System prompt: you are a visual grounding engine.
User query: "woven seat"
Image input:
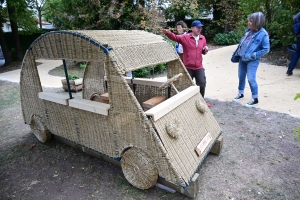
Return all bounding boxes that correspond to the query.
[142,96,167,111]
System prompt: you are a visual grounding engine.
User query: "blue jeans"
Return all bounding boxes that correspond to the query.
[238,60,260,98]
[288,37,300,71]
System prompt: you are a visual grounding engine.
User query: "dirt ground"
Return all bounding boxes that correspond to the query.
[0,78,300,200]
[1,44,299,199]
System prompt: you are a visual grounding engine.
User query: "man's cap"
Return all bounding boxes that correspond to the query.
[191,20,204,28]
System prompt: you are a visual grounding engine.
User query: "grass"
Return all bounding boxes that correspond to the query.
[113,174,147,198]
[48,61,86,78]
[0,85,20,111]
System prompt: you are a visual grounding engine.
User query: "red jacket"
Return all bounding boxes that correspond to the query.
[166,32,207,70]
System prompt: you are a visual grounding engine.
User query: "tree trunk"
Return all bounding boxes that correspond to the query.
[38,8,42,29]
[7,1,23,61]
[0,28,12,65]
[174,15,186,24]
[213,0,222,21]
[265,0,272,38]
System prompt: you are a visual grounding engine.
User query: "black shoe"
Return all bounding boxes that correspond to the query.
[232,94,244,102]
[286,70,293,76]
[245,98,258,107]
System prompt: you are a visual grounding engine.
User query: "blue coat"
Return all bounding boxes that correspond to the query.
[293,21,300,36]
[239,28,270,62]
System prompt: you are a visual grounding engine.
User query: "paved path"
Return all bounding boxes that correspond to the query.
[0,46,299,117]
[204,45,300,118]
[0,59,64,87]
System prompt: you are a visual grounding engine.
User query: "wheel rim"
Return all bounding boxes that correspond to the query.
[121,147,158,189]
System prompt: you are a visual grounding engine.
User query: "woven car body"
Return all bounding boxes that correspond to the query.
[20,30,222,191]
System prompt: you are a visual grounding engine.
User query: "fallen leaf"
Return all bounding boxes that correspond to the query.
[29,144,36,150]
[30,180,40,186]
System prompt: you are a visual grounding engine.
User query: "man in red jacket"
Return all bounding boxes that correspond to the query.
[161,20,209,103]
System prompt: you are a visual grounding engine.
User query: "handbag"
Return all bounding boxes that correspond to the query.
[231,46,240,63]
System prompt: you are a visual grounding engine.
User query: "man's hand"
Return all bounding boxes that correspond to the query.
[203,46,209,55]
[160,29,170,34]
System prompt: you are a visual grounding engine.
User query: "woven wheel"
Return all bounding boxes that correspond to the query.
[166,118,180,139]
[30,115,51,143]
[196,99,208,114]
[121,147,158,189]
[159,73,183,89]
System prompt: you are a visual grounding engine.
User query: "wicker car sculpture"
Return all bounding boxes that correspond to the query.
[20,30,222,198]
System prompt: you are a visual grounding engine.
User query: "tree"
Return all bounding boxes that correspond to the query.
[239,0,300,46]
[213,0,242,33]
[7,0,23,61]
[44,0,166,31]
[164,0,210,22]
[0,0,12,65]
[3,0,37,62]
[28,0,47,29]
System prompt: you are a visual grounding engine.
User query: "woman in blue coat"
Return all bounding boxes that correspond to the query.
[286,12,300,76]
[232,12,270,107]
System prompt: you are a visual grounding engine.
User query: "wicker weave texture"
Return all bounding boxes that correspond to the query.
[82,61,107,100]
[31,32,104,61]
[76,30,166,47]
[20,30,222,189]
[20,50,44,124]
[131,84,168,105]
[167,60,194,95]
[30,30,178,74]
[121,147,158,189]
[105,60,183,185]
[152,93,222,184]
[110,42,178,73]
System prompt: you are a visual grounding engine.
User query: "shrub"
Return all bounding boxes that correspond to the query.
[80,62,87,69]
[213,31,240,45]
[293,93,300,141]
[133,68,149,78]
[68,74,79,80]
[133,63,167,78]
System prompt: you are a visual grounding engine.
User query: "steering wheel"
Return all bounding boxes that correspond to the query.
[159,73,183,90]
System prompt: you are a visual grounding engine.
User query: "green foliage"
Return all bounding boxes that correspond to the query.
[68,74,79,80]
[44,0,166,31]
[164,0,210,21]
[80,62,87,69]
[212,0,243,33]
[133,63,167,78]
[133,68,149,78]
[239,0,300,46]
[293,93,300,141]
[294,93,300,100]
[292,126,300,141]
[4,30,51,61]
[0,85,20,111]
[213,31,240,45]
[202,22,222,40]
[5,0,38,33]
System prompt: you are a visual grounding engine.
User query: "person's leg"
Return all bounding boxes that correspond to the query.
[287,37,300,74]
[186,68,195,80]
[246,60,259,99]
[244,60,259,107]
[238,61,247,95]
[193,68,206,97]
